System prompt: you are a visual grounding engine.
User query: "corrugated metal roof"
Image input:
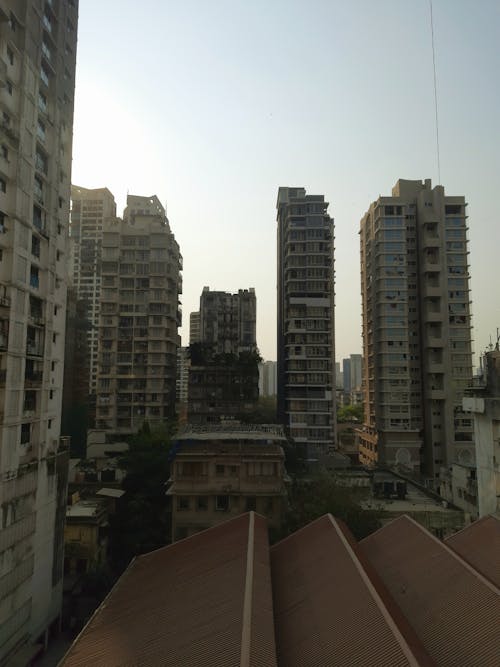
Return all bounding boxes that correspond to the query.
[60,512,277,667]
[270,514,434,667]
[445,515,500,588]
[361,515,500,667]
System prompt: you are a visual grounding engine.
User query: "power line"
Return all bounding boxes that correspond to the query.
[430,0,441,184]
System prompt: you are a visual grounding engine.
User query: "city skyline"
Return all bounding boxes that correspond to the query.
[70,1,500,362]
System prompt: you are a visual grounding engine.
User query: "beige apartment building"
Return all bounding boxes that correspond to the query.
[357,179,473,482]
[276,187,336,458]
[70,185,116,395]
[168,425,287,541]
[0,1,78,662]
[95,196,182,437]
[189,310,200,344]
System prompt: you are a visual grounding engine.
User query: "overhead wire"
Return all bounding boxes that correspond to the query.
[429,0,441,185]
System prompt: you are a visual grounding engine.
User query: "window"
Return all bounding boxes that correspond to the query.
[31,235,40,258]
[35,148,48,174]
[0,178,5,193]
[6,80,12,95]
[177,496,190,511]
[245,496,257,512]
[196,496,208,511]
[7,47,13,66]
[40,65,49,87]
[21,423,30,444]
[30,265,39,288]
[37,119,46,142]
[38,91,47,113]
[215,495,229,511]
[1,145,8,160]
[215,464,225,476]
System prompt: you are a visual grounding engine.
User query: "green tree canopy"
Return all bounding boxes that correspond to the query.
[337,404,364,423]
[109,422,174,572]
[278,472,381,542]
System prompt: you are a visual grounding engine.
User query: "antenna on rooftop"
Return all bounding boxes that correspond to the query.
[429,0,441,185]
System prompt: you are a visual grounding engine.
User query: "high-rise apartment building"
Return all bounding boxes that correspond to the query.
[342,358,351,393]
[188,287,258,423]
[0,1,78,661]
[189,311,200,344]
[200,286,256,355]
[259,360,277,397]
[95,196,182,436]
[357,179,473,480]
[70,185,116,394]
[350,354,363,391]
[276,187,336,457]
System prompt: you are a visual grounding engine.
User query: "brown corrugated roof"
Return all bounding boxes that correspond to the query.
[270,514,434,667]
[445,515,500,588]
[60,512,277,667]
[361,514,500,667]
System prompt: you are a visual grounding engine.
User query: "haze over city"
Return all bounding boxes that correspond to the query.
[71,0,500,362]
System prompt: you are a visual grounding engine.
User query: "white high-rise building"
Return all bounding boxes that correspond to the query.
[0,1,78,661]
[259,360,277,397]
[357,179,473,481]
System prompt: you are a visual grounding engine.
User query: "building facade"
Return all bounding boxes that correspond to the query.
[189,311,200,344]
[168,425,287,541]
[95,197,182,437]
[357,179,473,481]
[441,349,500,519]
[276,187,336,457]
[70,185,116,395]
[0,1,78,661]
[259,360,277,397]
[199,286,256,355]
[188,287,259,423]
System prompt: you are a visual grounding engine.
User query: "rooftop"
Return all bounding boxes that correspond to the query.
[445,515,500,588]
[176,423,286,440]
[60,513,499,666]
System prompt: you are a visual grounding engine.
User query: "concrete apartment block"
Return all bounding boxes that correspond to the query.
[95,198,182,437]
[0,1,78,661]
[357,179,473,481]
[276,187,336,457]
[70,185,116,395]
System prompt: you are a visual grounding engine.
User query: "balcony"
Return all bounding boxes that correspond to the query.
[26,342,43,357]
[24,371,43,387]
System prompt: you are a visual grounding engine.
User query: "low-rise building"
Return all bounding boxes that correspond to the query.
[64,496,109,577]
[167,425,287,540]
[440,349,500,519]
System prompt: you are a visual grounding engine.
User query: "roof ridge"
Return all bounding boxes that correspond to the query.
[444,514,499,541]
[329,516,436,667]
[240,511,255,667]
[366,514,500,595]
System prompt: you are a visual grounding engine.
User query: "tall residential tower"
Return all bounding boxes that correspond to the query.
[0,1,78,661]
[95,196,182,437]
[70,185,116,395]
[357,179,473,481]
[277,187,336,457]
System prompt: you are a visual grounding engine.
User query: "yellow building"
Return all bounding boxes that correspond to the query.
[168,425,288,541]
[64,489,123,575]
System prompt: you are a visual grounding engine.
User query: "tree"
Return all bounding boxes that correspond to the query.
[278,472,381,542]
[337,404,364,423]
[108,422,174,572]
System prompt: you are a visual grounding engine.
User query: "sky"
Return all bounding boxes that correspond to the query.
[71,0,500,363]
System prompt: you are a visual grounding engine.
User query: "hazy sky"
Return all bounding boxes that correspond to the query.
[71,0,500,363]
